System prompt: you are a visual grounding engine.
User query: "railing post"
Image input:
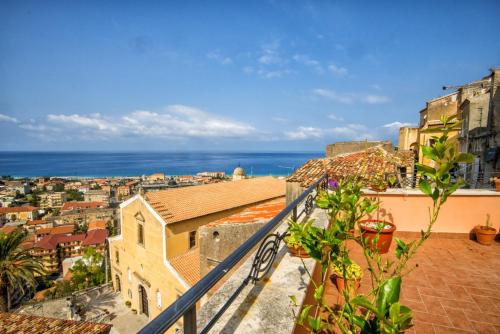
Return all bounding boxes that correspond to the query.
[292,206,297,221]
[183,306,197,334]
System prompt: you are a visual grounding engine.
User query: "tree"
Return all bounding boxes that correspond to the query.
[65,189,84,201]
[0,230,44,311]
[69,247,105,290]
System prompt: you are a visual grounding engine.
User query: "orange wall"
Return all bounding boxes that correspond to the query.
[363,191,500,234]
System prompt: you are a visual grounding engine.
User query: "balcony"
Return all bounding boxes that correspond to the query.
[138,176,500,334]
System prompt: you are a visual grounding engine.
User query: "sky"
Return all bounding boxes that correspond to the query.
[1,0,499,152]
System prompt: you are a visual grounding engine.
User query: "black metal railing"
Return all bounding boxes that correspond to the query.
[138,175,327,334]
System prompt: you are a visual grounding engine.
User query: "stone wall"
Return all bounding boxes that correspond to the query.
[326,140,393,157]
[199,221,266,277]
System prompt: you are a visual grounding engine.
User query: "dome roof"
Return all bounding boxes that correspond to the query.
[233,166,245,176]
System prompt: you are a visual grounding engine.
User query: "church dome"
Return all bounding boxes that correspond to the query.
[233,166,245,177]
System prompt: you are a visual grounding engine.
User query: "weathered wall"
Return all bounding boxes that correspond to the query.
[198,221,266,277]
[362,190,500,234]
[286,181,304,206]
[398,127,419,151]
[326,141,393,158]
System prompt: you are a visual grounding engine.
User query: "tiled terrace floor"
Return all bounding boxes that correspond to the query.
[340,236,500,334]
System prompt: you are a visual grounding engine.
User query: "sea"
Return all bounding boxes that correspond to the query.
[0,152,323,178]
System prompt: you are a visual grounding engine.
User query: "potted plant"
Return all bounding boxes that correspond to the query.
[125,300,131,308]
[495,177,500,192]
[284,220,313,258]
[131,309,137,314]
[327,260,363,305]
[359,220,396,254]
[370,172,388,192]
[475,214,497,245]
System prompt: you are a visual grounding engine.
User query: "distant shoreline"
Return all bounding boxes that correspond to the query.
[0,151,321,178]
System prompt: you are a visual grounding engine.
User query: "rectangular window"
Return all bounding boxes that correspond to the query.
[189,230,196,249]
[138,222,144,246]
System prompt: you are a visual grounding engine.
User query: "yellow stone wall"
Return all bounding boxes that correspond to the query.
[109,197,186,332]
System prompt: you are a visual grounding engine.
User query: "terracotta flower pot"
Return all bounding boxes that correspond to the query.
[287,244,310,258]
[475,225,497,245]
[370,185,387,192]
[324,272,361,305]
[360,220,396,254]
[495,179,500,192]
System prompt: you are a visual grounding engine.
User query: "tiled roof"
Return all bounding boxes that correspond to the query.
[207,198,285,227]
[51,225,75,235]
[57,234,86,244]
[33,235,59,250]
[145,177,285,224]
[36,225,75,236]
[0,226,18,234]
[88,220,107,231]
[0,206,38,214]
[287,147,415,187]
[82,229,108,246]
[169,248,201,286]
[61,201,105,211]
[26,219,48,226]
[0,312,112,334]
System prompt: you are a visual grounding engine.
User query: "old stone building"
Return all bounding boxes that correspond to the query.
[398,127,419,151]
[108,177,284,330]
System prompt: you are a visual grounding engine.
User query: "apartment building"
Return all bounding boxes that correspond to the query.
[84,190,110,205]
[108,176,285,327]
[39,192,66,208]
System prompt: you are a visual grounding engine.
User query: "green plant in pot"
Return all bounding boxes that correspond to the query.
[370,172,388,192]
[316,177,378,235]
[284,219,314,258]
[475,214,497,246]
[290,116,473,334]
[328,259,363,306]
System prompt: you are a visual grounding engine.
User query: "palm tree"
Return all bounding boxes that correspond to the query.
[0,229,45,311]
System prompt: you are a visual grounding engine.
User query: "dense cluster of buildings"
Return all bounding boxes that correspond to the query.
[399,68,500,186]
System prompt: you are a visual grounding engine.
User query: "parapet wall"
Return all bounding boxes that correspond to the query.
[363,189,500,234]
[326,140,393,158]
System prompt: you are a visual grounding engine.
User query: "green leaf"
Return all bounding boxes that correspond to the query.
[415,164,436,175]
[308,316,322,331]
[377,277,402,315]
[314,284,324,302]
[456,153,474,163]
[389,302,401,324]
[298,305,312,324]
[289,295,297,306]
[352,295,381,317]
[418,179,432,196]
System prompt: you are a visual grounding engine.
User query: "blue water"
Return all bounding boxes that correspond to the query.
[0,152,323,178]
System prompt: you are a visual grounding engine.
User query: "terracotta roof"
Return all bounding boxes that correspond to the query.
[207,198,285,227]
[88,220,107,231]
[37,225,75,236]
[82,229,108,246]
[61,201,105,211]
[0,206,38,214]
[0,226,18,234]
[145,176,285,224]
[287,147,415,187]
[169,248,200,286]
[26,220,49,226]
[33,235,59,250]
[51,225,75,235]
[0,312,112,334]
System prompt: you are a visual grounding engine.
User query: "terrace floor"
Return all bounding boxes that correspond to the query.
[326,235,500,334]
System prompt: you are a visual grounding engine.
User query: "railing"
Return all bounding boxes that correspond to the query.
[138,175,328,334]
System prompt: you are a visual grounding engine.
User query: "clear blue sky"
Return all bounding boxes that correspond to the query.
[1,0,499,152]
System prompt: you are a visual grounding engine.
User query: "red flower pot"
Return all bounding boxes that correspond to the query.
[475,226,497,245]
[360,220,396,254]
